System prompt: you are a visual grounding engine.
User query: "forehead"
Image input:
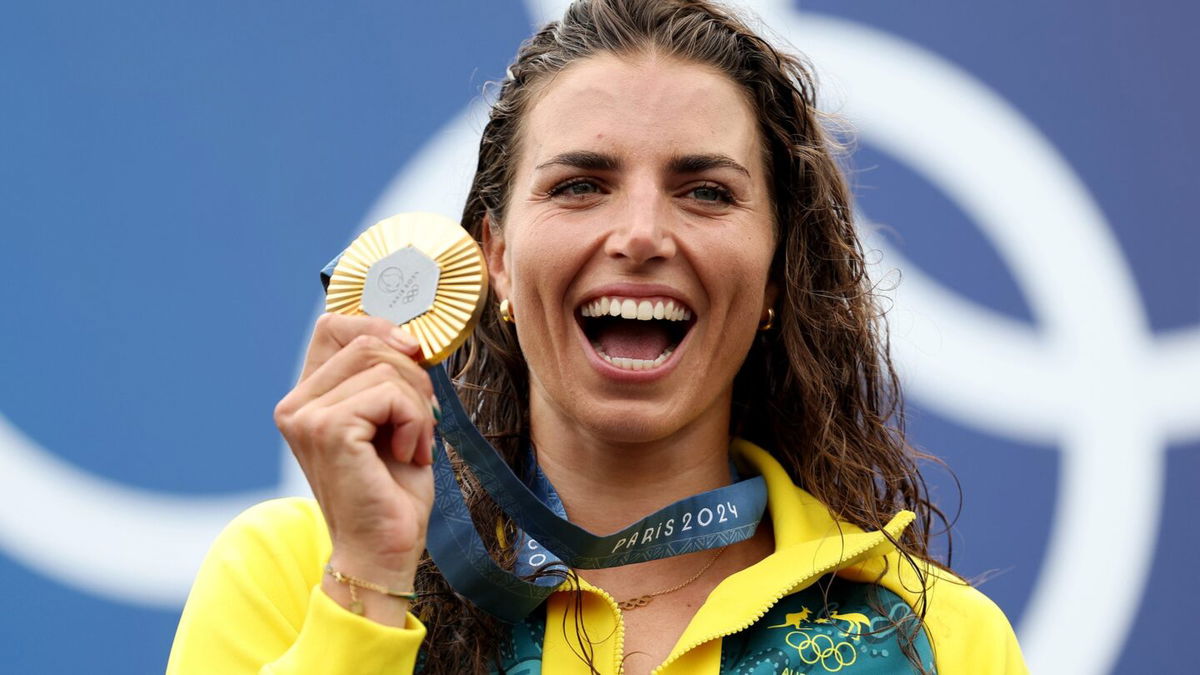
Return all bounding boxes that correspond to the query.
[521,52,761,168]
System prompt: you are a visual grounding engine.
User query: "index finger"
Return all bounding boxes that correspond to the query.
[299,313,421,382]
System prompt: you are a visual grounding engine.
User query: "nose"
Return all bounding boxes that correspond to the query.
[604,184,677,265]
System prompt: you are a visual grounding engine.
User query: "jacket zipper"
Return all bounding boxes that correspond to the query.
[564,578,628,674]
[648,533,889,674]
[589,586,626,674]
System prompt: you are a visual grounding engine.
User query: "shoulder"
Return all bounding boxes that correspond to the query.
[923,568,1016,630]
[899,565,1028,673]
[216,497,328,552]
[837,548,1026,673]
[168,498,335,672]
[221,496,328,544]
[923,568,1011,626]
[202,497,332,592]
[839,556,1026,672]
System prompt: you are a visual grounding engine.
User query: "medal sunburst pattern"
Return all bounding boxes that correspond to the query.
[325,212,488,365]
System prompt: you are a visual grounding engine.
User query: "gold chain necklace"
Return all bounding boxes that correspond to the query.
[614,545,729,611]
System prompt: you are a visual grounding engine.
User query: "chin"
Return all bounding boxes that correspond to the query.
[566,390,718,446]
[586,413,675,445]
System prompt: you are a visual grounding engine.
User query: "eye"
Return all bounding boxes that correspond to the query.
[549,178,602,199]
[687,183,734,204]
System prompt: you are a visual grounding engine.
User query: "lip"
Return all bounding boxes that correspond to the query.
[575,283,695,313]
[573,283,696,382]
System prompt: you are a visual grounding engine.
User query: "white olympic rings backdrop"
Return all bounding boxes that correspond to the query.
[0,1,1195,673]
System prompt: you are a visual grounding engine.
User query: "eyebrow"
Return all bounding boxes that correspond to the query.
[535,151,620,172]
[668,153,751,178]
[534,151,751,178]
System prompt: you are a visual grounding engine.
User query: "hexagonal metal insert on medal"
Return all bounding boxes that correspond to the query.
[361,246,440,325]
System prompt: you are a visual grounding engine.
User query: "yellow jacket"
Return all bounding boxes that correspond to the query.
[167,440,1026,673]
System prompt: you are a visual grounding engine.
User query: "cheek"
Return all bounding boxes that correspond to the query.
[721,237,775,304]
[507,230,581,307]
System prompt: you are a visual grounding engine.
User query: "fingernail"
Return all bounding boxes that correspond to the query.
[430,396,442,424]
[390,326,419,350]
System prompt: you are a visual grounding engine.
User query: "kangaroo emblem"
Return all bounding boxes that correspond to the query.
[815,611,872,641]
[768,607,813,629]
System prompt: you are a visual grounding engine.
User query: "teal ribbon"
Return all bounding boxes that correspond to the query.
[426,365,767,621]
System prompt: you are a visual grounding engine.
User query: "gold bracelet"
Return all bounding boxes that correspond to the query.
[324,562,418,615]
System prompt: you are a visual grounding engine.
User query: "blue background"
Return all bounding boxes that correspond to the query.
[1,1,1195,672]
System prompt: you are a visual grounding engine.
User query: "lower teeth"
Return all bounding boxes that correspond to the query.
[592,344,673,370]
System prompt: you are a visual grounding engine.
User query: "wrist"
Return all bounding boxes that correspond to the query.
[323,551,420,627]
[328,540,421,579]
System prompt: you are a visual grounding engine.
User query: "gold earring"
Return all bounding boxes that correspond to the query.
[758,307,775,331]
[499,298,515,324]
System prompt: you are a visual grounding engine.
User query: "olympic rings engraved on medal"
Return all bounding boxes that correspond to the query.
[785,629,858,672]
[376,267,422,307]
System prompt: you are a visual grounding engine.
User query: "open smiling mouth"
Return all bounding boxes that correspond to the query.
[577,296,695,371]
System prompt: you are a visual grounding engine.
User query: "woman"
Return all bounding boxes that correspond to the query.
[168,1,1025,673]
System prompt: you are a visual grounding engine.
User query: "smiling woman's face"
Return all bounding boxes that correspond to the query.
[486,51,777,446]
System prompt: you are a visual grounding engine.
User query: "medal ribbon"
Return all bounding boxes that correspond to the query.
[427,365,768,621]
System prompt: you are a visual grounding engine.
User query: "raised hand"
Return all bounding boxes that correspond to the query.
[273,313,437,624]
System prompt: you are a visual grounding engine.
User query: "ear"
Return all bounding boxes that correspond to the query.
[763,278,779,316]
[481,212,511,302]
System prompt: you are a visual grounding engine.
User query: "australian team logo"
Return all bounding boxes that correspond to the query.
[717,579,935,673]
[770,606,863,672]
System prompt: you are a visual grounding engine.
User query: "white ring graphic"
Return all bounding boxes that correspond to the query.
[0,414,272,606]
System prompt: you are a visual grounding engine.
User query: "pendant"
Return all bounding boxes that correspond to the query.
[618,595,653,611]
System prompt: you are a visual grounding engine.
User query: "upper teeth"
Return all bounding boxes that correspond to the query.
[579,297,693,321]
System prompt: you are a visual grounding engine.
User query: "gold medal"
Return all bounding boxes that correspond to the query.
[325,212,488,365]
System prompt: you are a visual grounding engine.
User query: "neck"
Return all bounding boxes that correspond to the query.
[528,393,734,534]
